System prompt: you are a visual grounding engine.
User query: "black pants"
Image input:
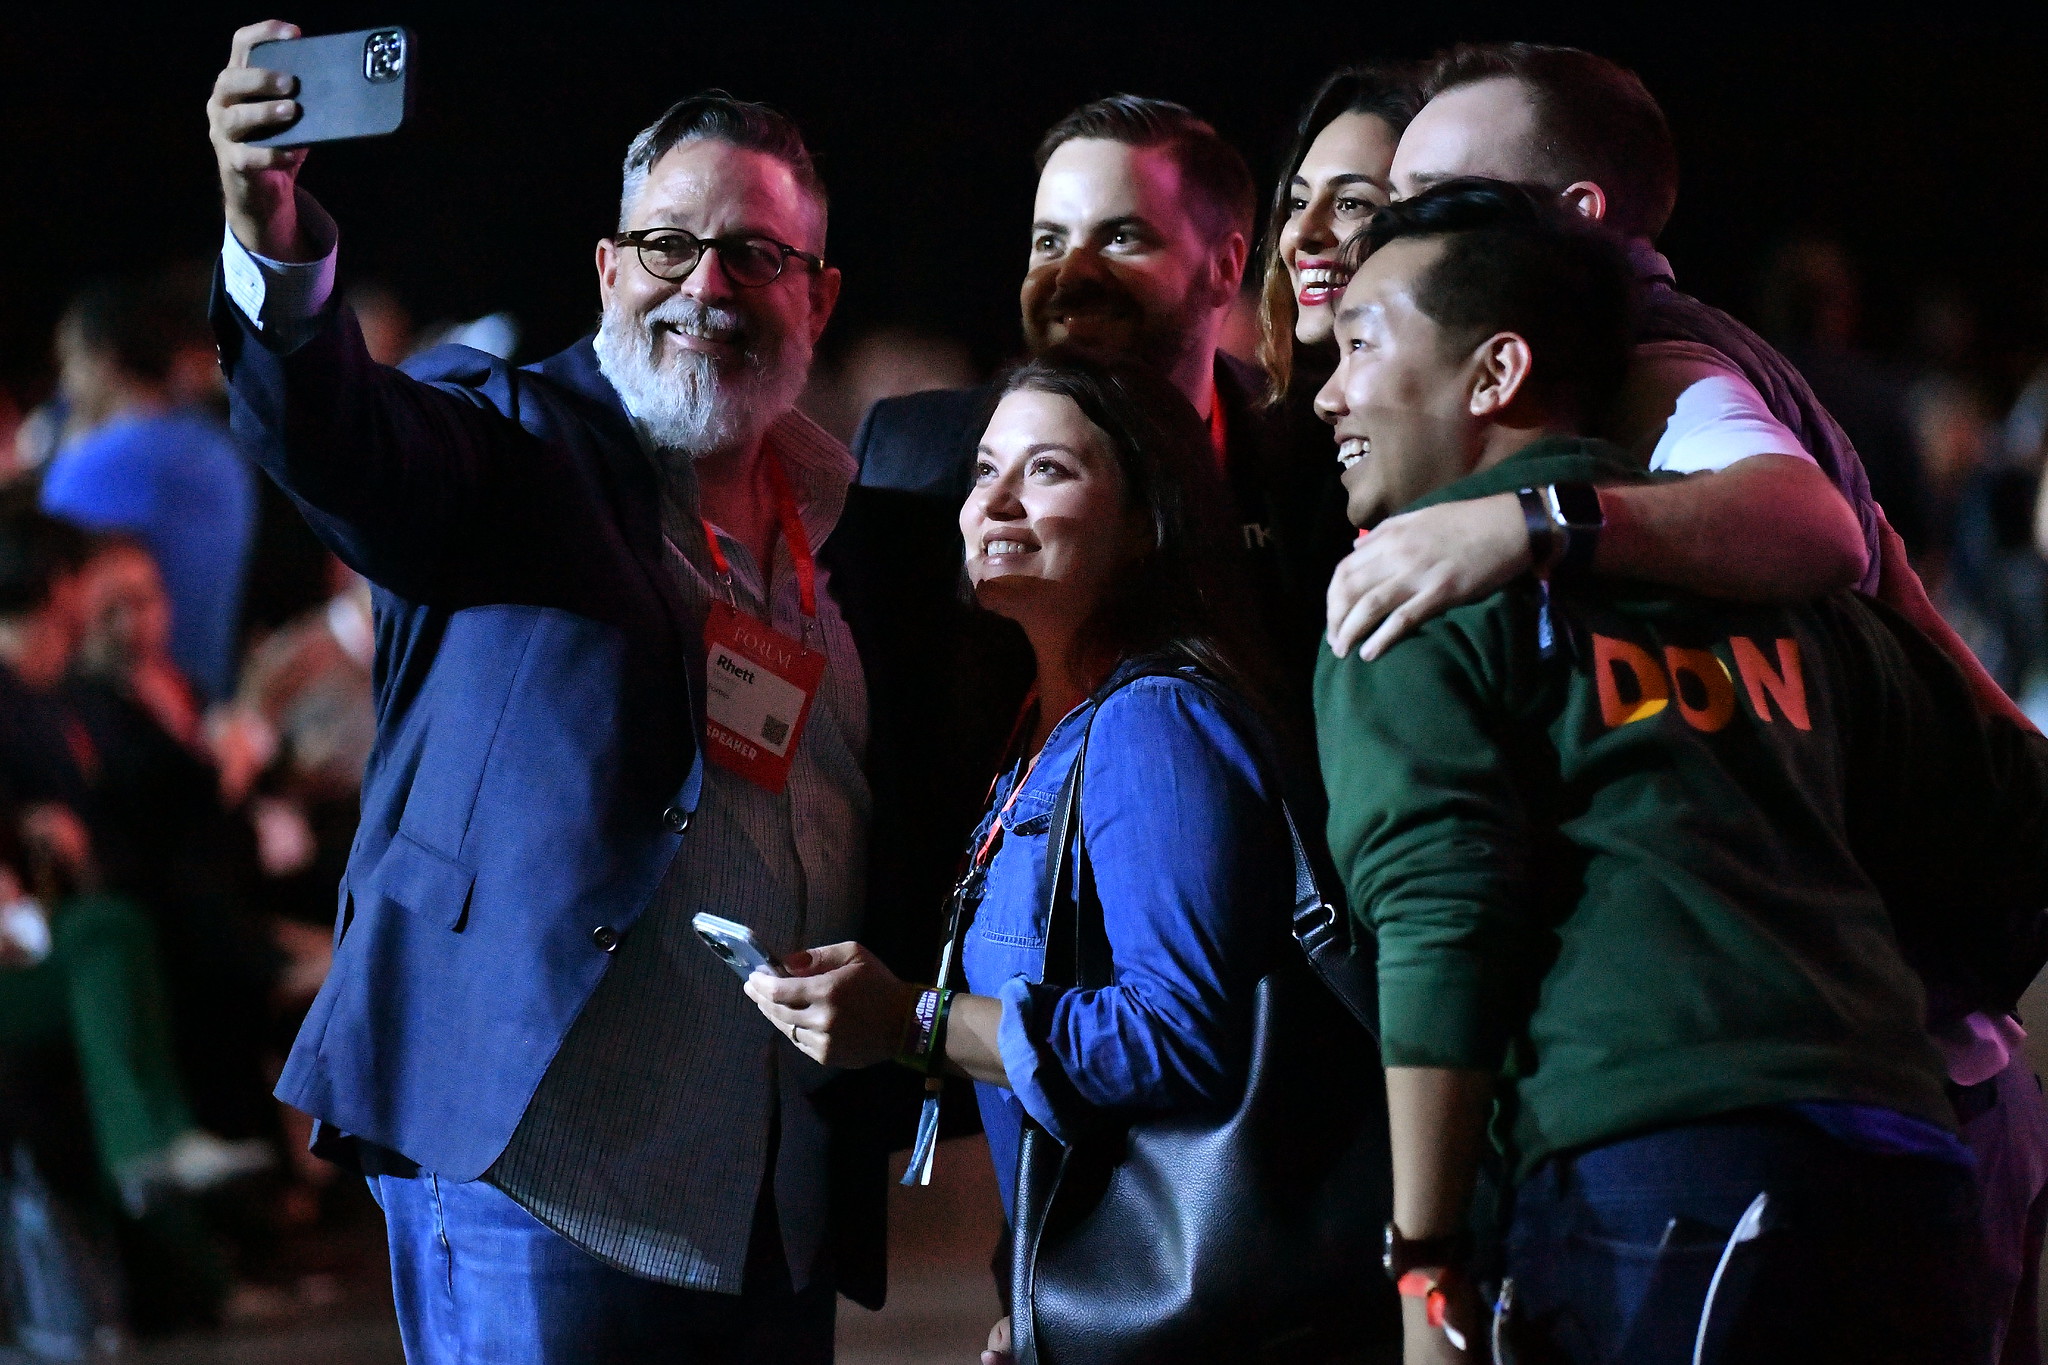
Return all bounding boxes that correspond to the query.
[1500,1112,1992,1365]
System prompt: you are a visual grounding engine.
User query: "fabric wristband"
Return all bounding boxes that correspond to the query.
[927,985,956,1071]
[894,987,952,1074]
[1395,1269,1470,1351]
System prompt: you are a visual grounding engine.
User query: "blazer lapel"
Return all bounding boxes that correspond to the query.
[528,339,698,658]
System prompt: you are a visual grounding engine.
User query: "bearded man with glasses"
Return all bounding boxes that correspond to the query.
[206,20,1005,1363]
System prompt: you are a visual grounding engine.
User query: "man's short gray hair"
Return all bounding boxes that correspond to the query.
[618,92,828,235]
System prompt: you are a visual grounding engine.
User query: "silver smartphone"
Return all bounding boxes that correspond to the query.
[691,913,785,981]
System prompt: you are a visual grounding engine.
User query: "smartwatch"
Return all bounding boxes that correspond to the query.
[1545,481,1605,578]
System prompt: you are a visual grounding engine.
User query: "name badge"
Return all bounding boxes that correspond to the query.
[703,600,825,794]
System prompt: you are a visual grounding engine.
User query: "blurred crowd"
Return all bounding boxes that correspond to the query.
[1,228,2045,1353]
[0,264,469,1352]
[1751,239,2048,712]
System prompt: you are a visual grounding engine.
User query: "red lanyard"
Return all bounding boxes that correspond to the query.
[1208,393,1229,469]
[970,690,1044,871]
[700,450,818,621]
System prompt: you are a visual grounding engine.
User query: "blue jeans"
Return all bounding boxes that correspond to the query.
[1500,1113,1992,1365]
[368,1174,836,1365]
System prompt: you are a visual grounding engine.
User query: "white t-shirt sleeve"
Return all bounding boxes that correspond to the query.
[1615,339,1816,475]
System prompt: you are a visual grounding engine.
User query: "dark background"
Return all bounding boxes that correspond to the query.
[6,2,2048,396]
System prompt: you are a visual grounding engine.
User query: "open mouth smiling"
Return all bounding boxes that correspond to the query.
[1296,260,1351,308]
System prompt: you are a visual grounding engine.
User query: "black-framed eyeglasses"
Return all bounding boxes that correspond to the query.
[613,228,824,288]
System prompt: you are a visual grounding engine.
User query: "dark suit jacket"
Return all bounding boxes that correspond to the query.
[216,287,1012,1307]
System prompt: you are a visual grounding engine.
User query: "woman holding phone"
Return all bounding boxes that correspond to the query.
[746,349,1304,1363]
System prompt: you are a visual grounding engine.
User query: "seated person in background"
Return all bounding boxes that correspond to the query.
[38,272,257,703]
[0,508,277,1151]
[1314,181,2048,1363]
[0,797,269,1218]
[0,504,98,826]
[74,532,205,747]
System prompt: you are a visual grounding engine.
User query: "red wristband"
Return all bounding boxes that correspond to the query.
[1395,1269,1452,1329]
[1396,1268,1471,1351]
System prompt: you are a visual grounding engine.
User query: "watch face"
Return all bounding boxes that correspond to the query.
[1554,480,1604,530]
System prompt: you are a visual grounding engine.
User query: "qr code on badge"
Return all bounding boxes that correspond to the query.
[760,715,790,746]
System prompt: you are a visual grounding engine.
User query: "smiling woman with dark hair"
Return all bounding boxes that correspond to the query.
[1257,63,1422,407]
[748,348,1368,1362]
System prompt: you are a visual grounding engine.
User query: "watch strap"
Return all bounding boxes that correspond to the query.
[1383,1221,1472,1279]
[1516,487,1564,576]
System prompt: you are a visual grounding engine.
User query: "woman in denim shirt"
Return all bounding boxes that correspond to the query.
[749,349,1295,1356]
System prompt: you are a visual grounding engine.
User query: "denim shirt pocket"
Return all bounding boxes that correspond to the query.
[972,787,1057,952]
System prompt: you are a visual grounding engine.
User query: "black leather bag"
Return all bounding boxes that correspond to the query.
[1007,678,1397,1365]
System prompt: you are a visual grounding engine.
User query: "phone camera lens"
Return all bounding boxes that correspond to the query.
[364,30,406,83]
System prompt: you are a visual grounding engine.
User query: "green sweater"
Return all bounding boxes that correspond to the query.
[1316,436,2048,1175]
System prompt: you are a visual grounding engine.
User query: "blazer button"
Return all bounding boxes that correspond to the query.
[591,925,619,953]
[661,805,692,834]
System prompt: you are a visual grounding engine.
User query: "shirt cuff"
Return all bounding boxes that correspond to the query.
[220,191,340,348]
[995,975,1093,1146]
[1377,967,1509,1071]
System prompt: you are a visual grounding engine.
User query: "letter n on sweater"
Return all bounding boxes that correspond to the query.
[1731,637,1812,730]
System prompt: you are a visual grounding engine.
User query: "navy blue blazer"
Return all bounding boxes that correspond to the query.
[214,290,1020,1253]
[216,292,710,1184]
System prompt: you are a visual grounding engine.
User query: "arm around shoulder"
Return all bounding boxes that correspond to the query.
[1596,455,1867,601]
[1602,345,1868,600]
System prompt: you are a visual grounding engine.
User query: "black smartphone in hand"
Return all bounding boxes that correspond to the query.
[249,26,416,147]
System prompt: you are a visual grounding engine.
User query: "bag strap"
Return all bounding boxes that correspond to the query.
[1037,668,1353,1015]
[1284,800,1380,1037]
[1039,716,1103,991]
[1181,678,1380,1038]
[1014,667,1371,1364]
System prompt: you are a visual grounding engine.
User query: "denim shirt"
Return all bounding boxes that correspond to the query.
[961,671,1290,1220]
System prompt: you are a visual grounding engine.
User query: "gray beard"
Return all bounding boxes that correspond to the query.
[593,294,809,469]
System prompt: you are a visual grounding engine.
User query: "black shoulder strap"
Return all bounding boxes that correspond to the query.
[1165,671,1378,1035]
[1037,669,1375,1038]
[1039,717,1102,990]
